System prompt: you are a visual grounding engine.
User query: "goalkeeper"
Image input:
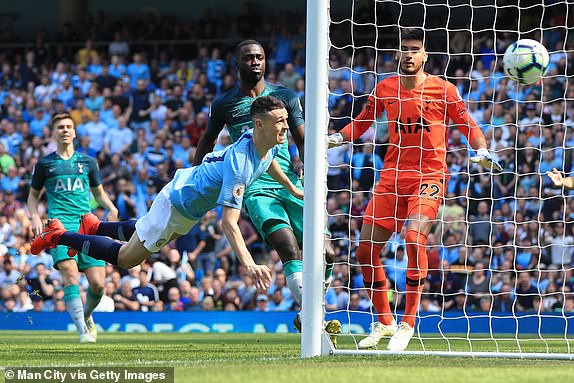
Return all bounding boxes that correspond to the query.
[328,28,501,351]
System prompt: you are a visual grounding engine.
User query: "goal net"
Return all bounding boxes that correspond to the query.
[303,0,574,359]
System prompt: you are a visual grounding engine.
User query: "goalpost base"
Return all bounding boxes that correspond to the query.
[321,332,336,356]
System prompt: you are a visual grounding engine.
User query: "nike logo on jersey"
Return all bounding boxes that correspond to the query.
[49,167,56,172]
[388,100,397,105]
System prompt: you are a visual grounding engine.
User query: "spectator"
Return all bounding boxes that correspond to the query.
[384,246,408,292]
[133,269,160,312]
[165,286,185,312]
[95,66,118,91]
[113,281,140,311]
[0,142,15,173]
[267,289,291,311]
[109,32,130,58]
[515,272,538,311]
[103,116,133,155]
[143,137,167,177]
[255,294,269,312]
[126,53,151,89]
[0,166,21,194]
[278,63,302,91]
[350,142,383,191]
[180,281,201,311]
[0,259,20,286]
[129,79,152,132]
[80,110,107,153]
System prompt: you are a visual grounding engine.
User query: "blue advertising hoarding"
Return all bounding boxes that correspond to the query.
[1,311,572,334]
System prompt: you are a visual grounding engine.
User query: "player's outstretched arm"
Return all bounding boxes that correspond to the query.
[267,159,303,200]
[91,185,119,221]
[547,168,574,189]
[463,128,502,172]
[27,187,44,236]
[469,148,503,173]
[327,132,346,149]
[221,206,272,290]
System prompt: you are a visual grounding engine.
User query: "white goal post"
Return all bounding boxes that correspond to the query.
[302,0,574,359]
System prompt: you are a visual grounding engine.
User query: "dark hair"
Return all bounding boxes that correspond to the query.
[250,96,285,118]
[401,28,425,45]
[235,39,264,60]
[50,112,75,129]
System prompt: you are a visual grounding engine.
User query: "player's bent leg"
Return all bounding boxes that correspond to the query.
[324,236,336,291]
[403,228,429,328]
[387,213,433,352]
[357,223,394,324]
[59,232,123,265]
[117,232,153,269]
[356,222,397,349]
[82,266,106,340]
[402,211,434,326]
[267,227,303,307]
[96,218,137,242]
[58,259,92,341]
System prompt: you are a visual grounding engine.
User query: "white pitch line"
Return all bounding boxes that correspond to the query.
[0,355,299,368]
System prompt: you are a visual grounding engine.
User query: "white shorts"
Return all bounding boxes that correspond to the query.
[135,181,197,253]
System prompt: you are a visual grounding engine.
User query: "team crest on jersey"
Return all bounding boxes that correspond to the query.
[232,184,245,198]
[78,163,84,173]
[155,238,167,248]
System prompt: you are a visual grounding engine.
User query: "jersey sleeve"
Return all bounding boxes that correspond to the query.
[340,85,383,141]
[30,160,46,191]
[217,148,250,210]
[279,88,305,128]
[206,96,227,137]
[87,157,102,187]
[446,83,484,144]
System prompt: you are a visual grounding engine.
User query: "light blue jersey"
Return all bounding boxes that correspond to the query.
[169,130,280,220]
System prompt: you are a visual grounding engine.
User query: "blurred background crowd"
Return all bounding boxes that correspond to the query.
[0,2,573,316]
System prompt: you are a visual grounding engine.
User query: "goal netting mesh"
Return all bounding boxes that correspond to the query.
[323,0,574,357]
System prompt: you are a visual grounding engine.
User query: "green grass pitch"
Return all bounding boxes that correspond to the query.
[0,331,573,383]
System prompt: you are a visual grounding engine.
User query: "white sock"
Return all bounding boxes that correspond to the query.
[286,271,303,306]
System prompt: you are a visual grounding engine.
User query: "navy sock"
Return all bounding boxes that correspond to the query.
[59,232,121,265]
[96,220,137,242]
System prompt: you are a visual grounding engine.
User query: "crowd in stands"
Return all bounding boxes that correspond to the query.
[0,5,573,316]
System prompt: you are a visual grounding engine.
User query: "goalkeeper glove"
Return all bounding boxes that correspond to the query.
[327,133,344,148]
[470,148,503,173]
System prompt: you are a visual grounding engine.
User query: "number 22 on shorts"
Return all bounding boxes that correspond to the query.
[419,182,441,200]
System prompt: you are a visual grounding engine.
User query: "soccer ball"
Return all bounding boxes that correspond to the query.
[503,39,549,85]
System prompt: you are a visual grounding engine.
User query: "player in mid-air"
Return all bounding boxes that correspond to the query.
[28,112,118,343]
[194,40,341,340]
[328,28,502,351]
[32,96,302,291]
